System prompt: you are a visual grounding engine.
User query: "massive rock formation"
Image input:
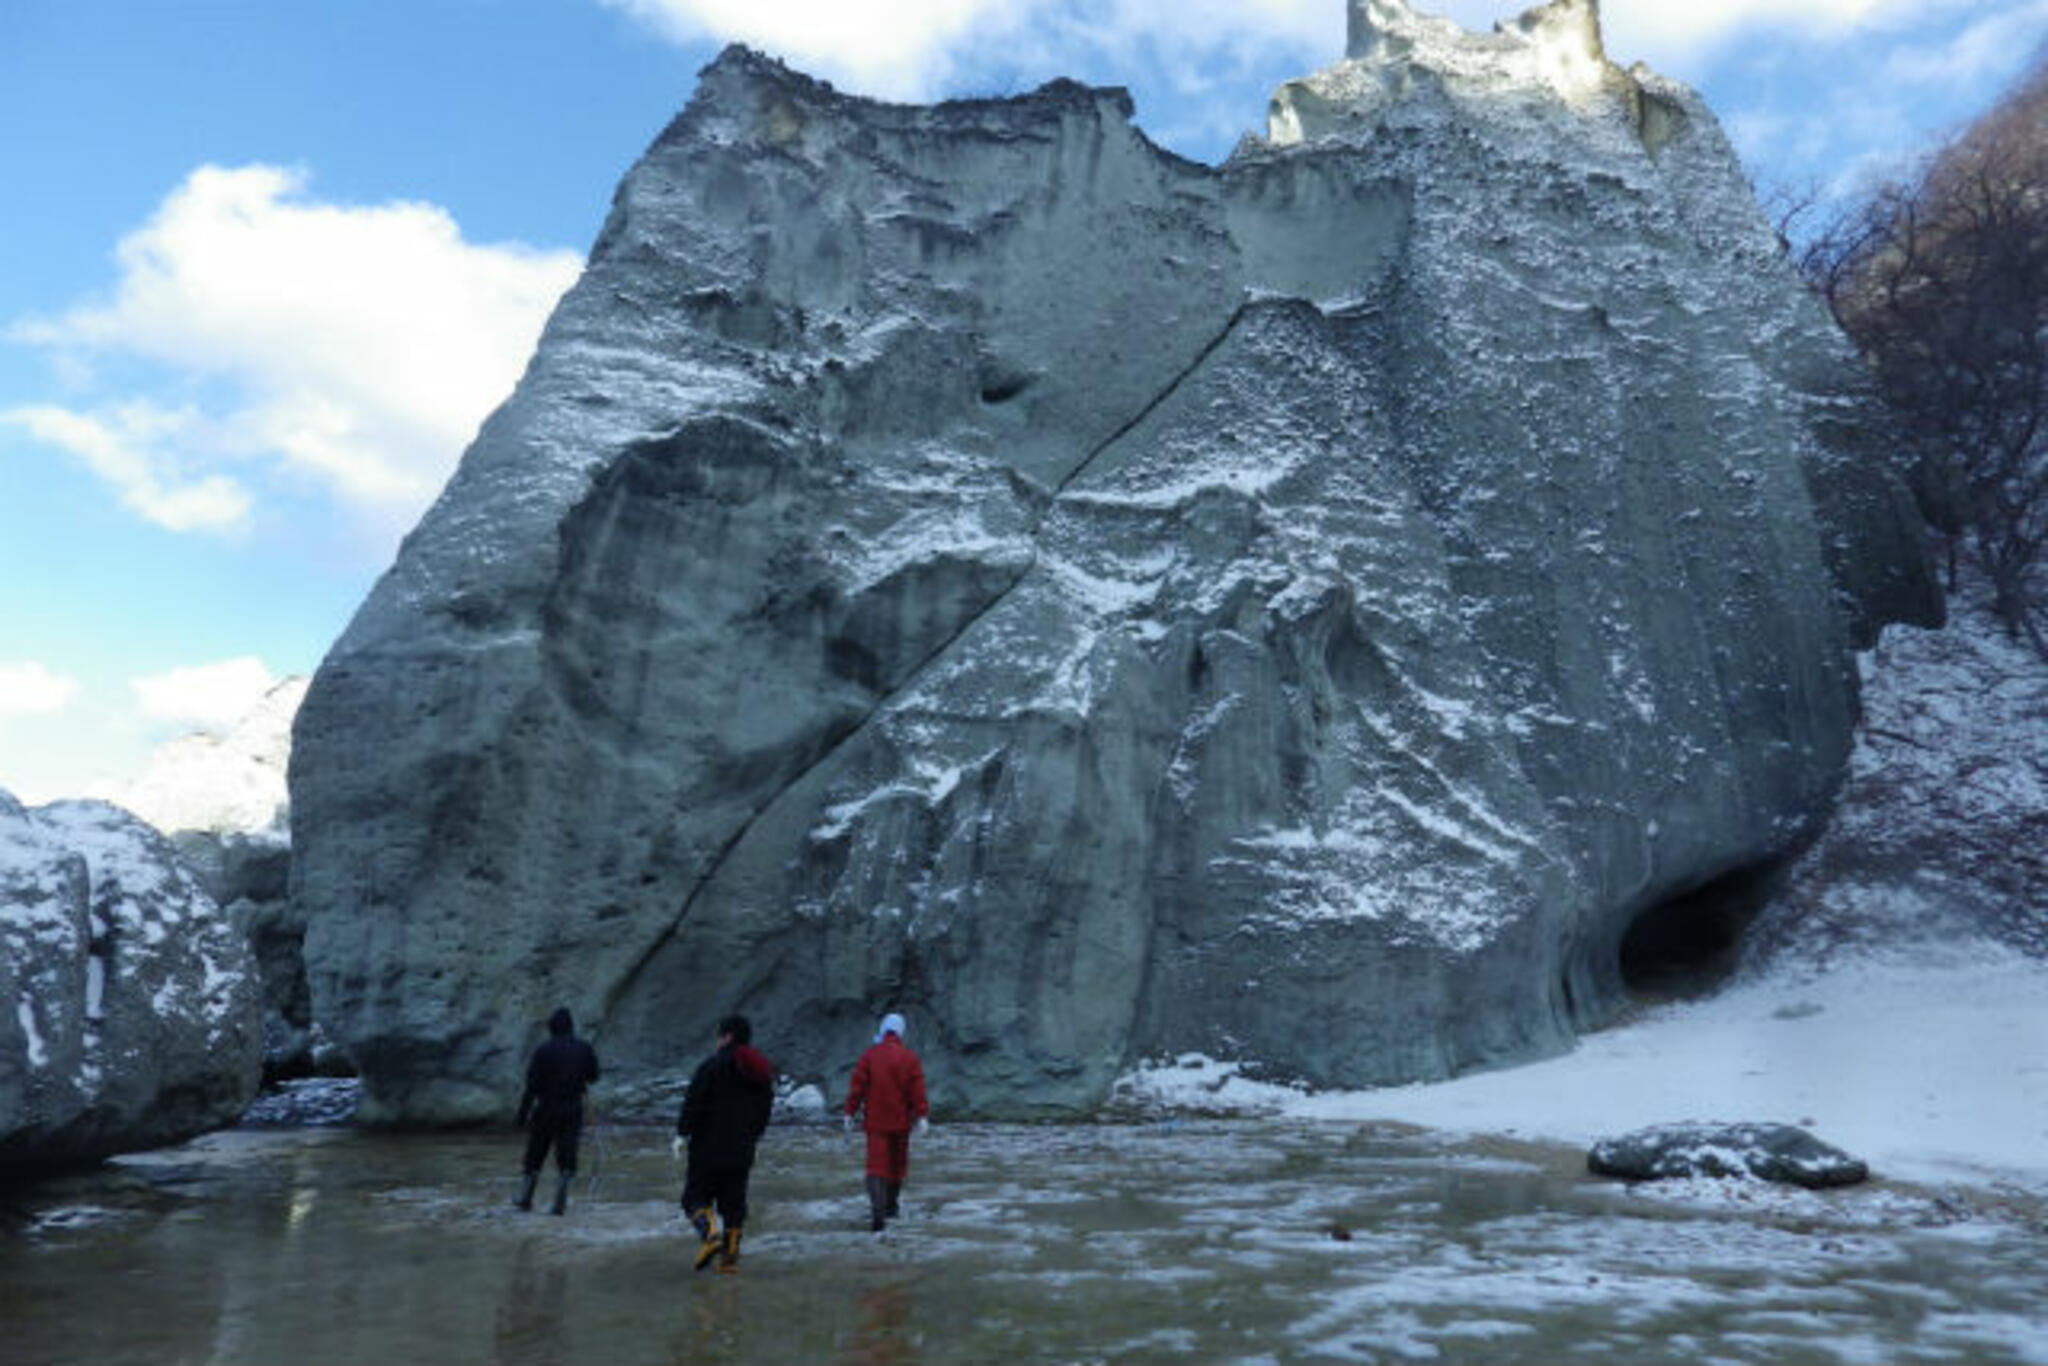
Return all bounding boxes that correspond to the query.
[292,0,1939,1123]
[0,793,263,1171]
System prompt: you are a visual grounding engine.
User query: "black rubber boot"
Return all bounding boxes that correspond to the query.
[865,1176,889,1233]
[514,1171,538,1211]
[551,1172,573,1216]
[885,1181,902,1221]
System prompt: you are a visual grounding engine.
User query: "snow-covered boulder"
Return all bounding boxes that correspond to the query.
[1588,1122,1869,1188]
[0,792,263,1172]
[174,830,331,1078]
[100,676,324,1079]
[291,0,1938,1123]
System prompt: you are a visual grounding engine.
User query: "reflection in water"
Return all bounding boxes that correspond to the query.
[495,1242,570,1366]
[846,1283,921,1366]
[4,1123,2047,1365]
[676,1272,742,1360]
[287,1186,317,1232]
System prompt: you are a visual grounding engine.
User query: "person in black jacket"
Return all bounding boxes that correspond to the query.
[514,1006,601,1215]
[677,1013,775,1273]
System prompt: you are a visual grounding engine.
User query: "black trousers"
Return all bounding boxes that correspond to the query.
[681,1156,754,1230]
[523,1116,582,1175]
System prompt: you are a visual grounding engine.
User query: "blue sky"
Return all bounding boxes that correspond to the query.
[3,0,2043,804]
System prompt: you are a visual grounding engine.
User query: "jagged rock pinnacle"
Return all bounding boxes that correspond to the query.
[1351,0,1604,63]
[1277,0,1623,148]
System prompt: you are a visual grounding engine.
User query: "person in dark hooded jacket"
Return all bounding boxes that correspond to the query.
[514,1006,601,1215]
[677,1013,775,1273]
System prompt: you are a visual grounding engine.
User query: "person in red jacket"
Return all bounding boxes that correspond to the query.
[843,1012,928,1232]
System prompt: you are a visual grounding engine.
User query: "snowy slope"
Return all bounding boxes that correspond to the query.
[1285,947,2048,1191]
[94,677,308,840]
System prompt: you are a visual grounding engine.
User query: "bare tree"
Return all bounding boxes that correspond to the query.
[1799,57,2048,657]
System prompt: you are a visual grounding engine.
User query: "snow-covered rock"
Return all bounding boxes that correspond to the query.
[1588,1122,1869,1189]
[97,675,321,1079]
[291,0,1937,1123]
[174,831,329,1078]
[0,792,263,1173]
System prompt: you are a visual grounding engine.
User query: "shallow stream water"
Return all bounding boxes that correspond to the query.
[5,1118,2046,1364]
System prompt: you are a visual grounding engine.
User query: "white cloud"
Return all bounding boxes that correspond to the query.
[0,662,79,718]
[602,0,2048,108]
[1042,0,1333,64]
[601,0,1005,96]
[1655,0,2048,202]
[1600,0,1908,59]
[1882,0,2048,90]
[10,164,582,547]
[130,656,278,732]
[973,0,1340,150]
[597,0,1942,96]
[2,403,252,532]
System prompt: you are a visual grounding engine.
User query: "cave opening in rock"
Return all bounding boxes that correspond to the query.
[1620,859,1791,1002]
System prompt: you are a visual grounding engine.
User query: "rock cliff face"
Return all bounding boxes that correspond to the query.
[174,831,325,1079]
[0,793,263,1171]
[292,0,1939,1123]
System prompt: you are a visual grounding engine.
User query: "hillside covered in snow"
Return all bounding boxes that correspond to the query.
[93,676,307,841]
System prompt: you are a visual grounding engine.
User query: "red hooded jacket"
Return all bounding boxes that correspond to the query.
[845,1034,928,1134]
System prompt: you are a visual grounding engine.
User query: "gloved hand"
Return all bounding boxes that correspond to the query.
[843,1113,857,1135]
[670,1135,685,1160]
[914,1117,930,1138]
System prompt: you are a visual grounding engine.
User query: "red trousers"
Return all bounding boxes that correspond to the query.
[865,1130,911,1182]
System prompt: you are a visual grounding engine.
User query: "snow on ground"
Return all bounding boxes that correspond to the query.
[1118,943,2048,1195]
[1293,945,2048,1191]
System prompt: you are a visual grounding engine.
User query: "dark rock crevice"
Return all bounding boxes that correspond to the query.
[596,305,1258,1033]
[1619,855,1796,1002]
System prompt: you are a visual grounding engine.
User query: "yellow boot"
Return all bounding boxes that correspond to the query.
[717,1227,742,1274]
[690,1207,722,1273]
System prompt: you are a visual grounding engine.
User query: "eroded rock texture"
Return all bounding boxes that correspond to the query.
[293,0,1938,1122]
